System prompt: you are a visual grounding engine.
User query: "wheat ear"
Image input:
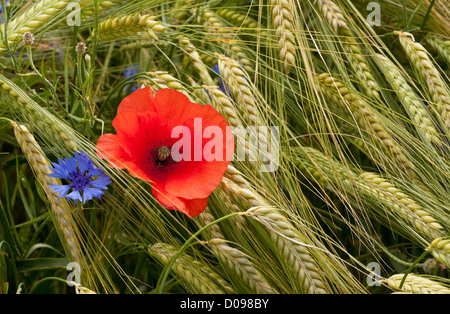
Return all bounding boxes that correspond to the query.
[318,73,414,176]
[383,274,450,294]
[269,0,297,73]
[396,31,450,130]
[148,242,235,294]
[427,238,450,269]
[314,0,349,32]
[12,122,81,266]
[94,14,166,41]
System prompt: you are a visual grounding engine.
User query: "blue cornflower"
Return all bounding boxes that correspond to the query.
[212,64,233,98]
[123,64,139,93]
[48,152,111,204]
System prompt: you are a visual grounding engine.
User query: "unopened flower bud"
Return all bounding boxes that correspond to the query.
[23,32,35,46]
[76,42,87,56]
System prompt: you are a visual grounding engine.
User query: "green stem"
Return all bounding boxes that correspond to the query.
[28,276,70,294]
[420,0,436,31]
[155,211,246,294]
[398,250,429,289]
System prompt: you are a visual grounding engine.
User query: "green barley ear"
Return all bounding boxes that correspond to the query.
[358,172,444,241]
[216,53,262,127]
[219,172,329,294]
[178,36,215,87]
[425,34,450,66]
[294,146,444,244]
[11,122,83,271]
[194,211,277,294]
[269,0,297,73]
[247,207,328,294]
[93,14,166,41]
[148,242,235,294]
[314,0,381,100]
[0,0,72,52]
[375,54,442,146]
[0,75,77,152]
[427,238,450,269]
[396,31,450,130]
[317,73,414,176]
[383,274,450,294]
[215,8,266,37]
[202,9,254,75]
[82,0,128,17]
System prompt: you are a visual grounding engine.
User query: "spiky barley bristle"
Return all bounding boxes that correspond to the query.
[12,122,81,266]
[215,8,266,36]
[94,14,166,41]
[295,147,443,242]
[0,0,72,52]
[427,238,450,269]
[269,0,297,73]
[0,75,77,151]
[396,31,450,130]
[383,274,450,294]
[148,242,234,294]
[247,207,328,294]
[376,54,442,146]
[202,9,254,75]
[317,73,414,176]
[425,34,450,66]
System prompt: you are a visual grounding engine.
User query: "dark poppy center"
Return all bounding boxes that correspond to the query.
[157,146,171,161]
[149,142,177,172]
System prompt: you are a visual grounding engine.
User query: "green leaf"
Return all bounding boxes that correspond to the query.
[16,258,69,273]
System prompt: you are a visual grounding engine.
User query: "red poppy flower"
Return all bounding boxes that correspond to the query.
[96,87,234,217]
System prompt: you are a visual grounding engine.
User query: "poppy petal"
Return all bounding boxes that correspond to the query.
[96,133,132,169]
[117,87,155,115]
[152,187,208,217]
[154,88,205,129]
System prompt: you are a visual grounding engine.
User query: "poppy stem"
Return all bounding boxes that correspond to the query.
[154,211,247,294]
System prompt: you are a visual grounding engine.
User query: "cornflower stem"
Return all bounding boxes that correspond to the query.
[155,211,247,294]
[25,45,63,112]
